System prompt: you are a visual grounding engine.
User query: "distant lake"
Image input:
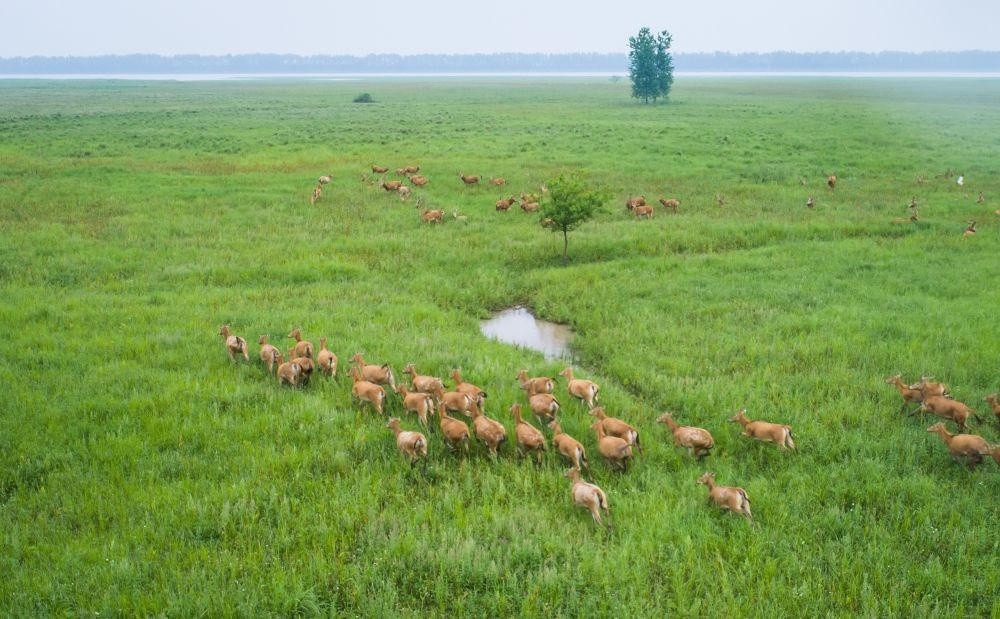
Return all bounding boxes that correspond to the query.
[2,71,1000,81]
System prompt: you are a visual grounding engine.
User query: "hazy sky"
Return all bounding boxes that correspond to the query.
[1,0,997,56]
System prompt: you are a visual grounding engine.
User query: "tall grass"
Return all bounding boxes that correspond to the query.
[0,77,998,615]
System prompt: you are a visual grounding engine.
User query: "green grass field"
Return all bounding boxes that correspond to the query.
[1,76,999,616]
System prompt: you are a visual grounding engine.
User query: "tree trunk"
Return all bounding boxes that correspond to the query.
[562,228,569,263]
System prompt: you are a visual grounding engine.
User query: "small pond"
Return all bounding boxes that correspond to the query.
[480,306,573,360]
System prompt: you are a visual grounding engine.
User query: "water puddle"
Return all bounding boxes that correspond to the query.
[480,306,573,360]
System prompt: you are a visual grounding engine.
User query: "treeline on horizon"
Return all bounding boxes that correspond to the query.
[1,51,998,73]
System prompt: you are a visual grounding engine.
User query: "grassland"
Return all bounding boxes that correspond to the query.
[1,76,999,616]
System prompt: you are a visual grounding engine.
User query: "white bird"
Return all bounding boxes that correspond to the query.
[957,175,964,186]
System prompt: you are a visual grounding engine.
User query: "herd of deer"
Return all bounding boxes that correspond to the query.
[313,167,991,236]
[218,324,829,528]
[229,161,999,527]
[356,164,547,224]
[624,195,681,218]
[885,374,1000,466]
[221,323,1000,527]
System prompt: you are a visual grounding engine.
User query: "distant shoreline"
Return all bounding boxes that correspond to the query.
[2,71,1000,81]
[1,51,997,77]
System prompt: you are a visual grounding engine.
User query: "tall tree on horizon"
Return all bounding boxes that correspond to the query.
[628,27,674,103]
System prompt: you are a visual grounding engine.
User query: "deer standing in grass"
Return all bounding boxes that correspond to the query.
[565,467,610,527]
[511,403,545,466]
[219,325,249,362]
[697,472,753,523]
[559,367,599,409]
[926,423,999,467]
[656,412,714,460]
[885,375,923,415]
[258,335,281,373]
[386,417,428,467]
[549,420,589,472]
[729,409,795,451]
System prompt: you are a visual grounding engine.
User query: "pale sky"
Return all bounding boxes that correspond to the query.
[1,0,996,57]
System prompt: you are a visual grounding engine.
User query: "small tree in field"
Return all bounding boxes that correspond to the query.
[540,174,610,263]
[628,27,674,104]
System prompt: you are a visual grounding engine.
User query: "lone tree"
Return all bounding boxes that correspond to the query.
[628,27,674,103]
[540,173,610,263]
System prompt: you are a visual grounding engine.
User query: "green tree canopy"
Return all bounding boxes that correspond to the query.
[628,27,674,104]
[540,174,610,263]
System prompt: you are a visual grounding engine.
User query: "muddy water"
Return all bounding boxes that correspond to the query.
[480,306,572,360]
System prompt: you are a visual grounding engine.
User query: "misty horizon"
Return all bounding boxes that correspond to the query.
[1,51,998,76]
[2,0,998,57]
[2,49,1000,62]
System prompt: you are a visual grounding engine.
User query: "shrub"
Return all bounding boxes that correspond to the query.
[540,173,611,263]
